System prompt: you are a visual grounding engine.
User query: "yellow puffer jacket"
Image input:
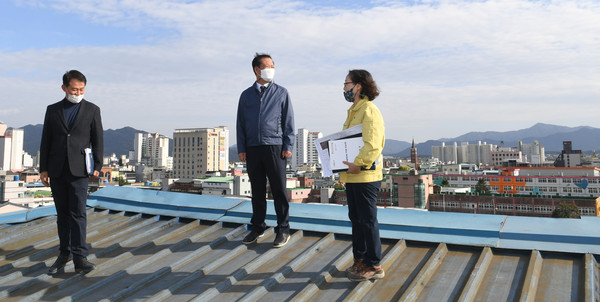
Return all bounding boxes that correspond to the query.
[339,97,385,183]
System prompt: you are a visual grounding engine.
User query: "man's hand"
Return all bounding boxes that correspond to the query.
[93,170,100,177]
[282,150,292,159]
[40,171,50,187]
[343,161,361,174]
[238,153,247,162]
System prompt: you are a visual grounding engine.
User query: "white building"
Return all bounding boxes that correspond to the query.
[0,126,24,172]
[133,133,171,168]
[518,140,545,165]
[432,141,495,165]
[173,126,229,178]
[7,129,24,171]
[0,136,11,171]
[233,175,251,196]
[22,152,34,168]
[293,128,322,168]
[201,176,234,196]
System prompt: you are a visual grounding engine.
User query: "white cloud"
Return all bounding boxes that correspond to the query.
[1,0,599,144]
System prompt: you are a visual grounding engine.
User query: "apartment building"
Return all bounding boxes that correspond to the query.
[172,126,229,178]
[293,128,322,168]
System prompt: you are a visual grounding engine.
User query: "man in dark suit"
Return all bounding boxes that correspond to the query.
[40,70,103,274]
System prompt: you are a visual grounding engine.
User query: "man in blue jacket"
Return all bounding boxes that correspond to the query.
[236,53,295,248]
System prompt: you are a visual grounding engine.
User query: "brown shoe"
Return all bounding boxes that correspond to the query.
[347,265,385,281]
[345,258,365,275]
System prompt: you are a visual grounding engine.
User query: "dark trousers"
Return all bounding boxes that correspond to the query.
[346,181,382,266]
[246,145,290,235]
[50,164,90,258]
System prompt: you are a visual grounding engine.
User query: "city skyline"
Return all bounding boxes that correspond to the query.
[1,0,599,143]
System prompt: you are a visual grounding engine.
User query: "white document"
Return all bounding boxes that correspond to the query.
[85,148,94,176]
[328,137,364,171]
[314,125,363,177]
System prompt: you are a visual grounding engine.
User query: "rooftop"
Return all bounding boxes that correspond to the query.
[0,186,599,301]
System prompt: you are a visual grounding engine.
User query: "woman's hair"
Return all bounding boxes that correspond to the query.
[347,69,379,101]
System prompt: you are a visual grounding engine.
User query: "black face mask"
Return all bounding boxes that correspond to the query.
[344,86,355,102]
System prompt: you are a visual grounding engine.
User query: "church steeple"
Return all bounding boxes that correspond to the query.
[410,137,419,171]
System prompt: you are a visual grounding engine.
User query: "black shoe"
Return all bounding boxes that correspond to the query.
[242,230,264,244]
[273,232,290,248]
[74,257,95,274]
[48,254,72,275]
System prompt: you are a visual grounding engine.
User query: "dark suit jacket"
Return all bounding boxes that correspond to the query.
[40,99,103,178]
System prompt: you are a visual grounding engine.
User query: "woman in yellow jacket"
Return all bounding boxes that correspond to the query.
[341,69,385,281]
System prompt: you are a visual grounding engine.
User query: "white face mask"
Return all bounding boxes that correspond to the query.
[260,68,275,82]
[67,94,84,104]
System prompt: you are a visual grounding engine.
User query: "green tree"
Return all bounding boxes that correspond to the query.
[441,179,449,187]
[398,165,411,171]
[118,176,129,186]
[552,202,580,218]
[475,178,490,194]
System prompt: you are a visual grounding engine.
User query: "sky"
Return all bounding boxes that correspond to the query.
[1,0,599,145]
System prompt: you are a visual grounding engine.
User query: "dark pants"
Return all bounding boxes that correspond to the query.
[50,164,90,258]
[346,181,382,266]
[246,145,290,235]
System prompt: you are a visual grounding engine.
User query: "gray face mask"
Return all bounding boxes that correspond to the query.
[343,86,355,102]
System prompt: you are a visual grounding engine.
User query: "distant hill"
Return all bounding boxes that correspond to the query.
[392,123,600,157]
[383,139,412,156]
[21,124,171,157]
[20,123,600,160]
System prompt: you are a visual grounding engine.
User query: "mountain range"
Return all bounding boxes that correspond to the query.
[387,123,600,157]
[18,123,600,160]
[21,125,165,157]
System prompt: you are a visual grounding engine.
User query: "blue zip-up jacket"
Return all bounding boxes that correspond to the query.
[236,82,295,153]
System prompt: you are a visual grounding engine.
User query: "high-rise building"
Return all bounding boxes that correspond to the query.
[0,136,11,171]
[173,126,229,178]
[6,129,24,171]
[518,140,545,165]
[132,133,171,168]
[491,147,522,167]
[554,141,582,167]
[132,133,148,163]
[0,122,7,136]
[0,127,24,172]
[293,128,322,168]
[432,141,495,166]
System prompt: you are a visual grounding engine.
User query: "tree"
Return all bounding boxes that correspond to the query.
[441,179,449,187]
[117,176,129,186]
[475,178,490,194]
[552,202,580,218]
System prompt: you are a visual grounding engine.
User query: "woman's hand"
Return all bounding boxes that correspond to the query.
[343,161,361,174]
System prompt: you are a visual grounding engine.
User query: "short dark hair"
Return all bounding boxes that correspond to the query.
[252,53,273,74]
[62,70,87,87]
[347,69,380,101]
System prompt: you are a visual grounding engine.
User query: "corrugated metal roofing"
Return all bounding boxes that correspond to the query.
[0,186,599,301]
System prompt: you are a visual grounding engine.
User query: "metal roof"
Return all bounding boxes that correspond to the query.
[0,186,599,301]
